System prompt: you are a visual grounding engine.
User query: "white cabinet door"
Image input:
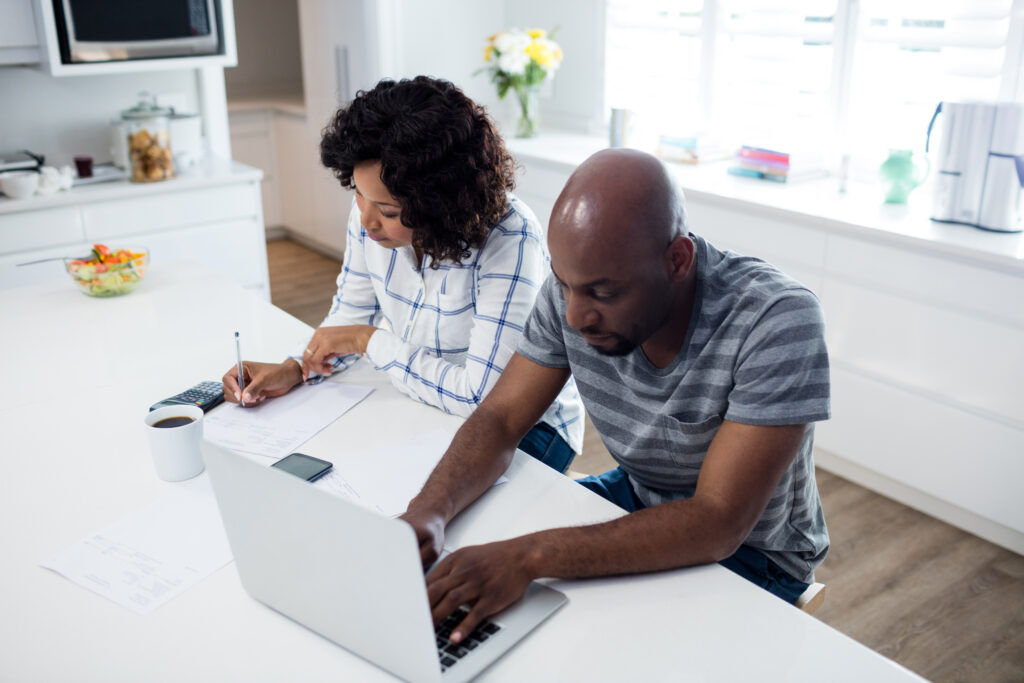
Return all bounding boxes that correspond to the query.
[142,219,268,291]
[0,0,40,65]
[229,110,282,229]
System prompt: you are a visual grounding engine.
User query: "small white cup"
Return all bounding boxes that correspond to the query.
[144,405,205,481]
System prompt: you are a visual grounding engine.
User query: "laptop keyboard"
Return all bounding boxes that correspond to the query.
[435,607,502,673]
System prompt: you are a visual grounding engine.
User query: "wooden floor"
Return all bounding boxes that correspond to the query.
[267,237,1024,682]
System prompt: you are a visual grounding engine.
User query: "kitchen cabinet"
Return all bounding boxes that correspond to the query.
[508,133,1024,555]
[0,159,270,297]
[228,107,282,229]
[0,0,40,65]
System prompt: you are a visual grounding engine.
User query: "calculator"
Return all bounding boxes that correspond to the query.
[149,381,225,413]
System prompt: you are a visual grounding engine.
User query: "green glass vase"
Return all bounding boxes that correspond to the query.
[515,84,540,138]
[879,149,930,204]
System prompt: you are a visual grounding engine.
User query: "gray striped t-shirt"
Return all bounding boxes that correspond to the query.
[518,233,830,582]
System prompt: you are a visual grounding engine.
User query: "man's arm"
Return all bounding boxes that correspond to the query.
[400,352,571,566]
[428,419,806,643]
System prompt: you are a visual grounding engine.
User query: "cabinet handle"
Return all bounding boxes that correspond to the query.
[334,45,351,106]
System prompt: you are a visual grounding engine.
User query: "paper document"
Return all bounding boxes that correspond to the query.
[40,477,232,615]
[314,429,507,516]
[203,381,373,458]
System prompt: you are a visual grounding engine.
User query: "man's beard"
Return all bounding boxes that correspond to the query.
[581,328,638,356]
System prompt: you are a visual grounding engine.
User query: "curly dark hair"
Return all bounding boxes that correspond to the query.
[320,76,516,266]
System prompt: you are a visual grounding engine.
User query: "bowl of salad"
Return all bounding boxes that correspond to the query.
[65,244,149,297]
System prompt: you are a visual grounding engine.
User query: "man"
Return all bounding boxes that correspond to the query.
[401,148,830,644]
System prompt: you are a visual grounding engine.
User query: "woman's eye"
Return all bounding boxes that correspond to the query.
[381,212,400,219]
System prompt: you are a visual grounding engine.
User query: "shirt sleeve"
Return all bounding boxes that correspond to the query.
[725,288,831,426]
[287,205,381,374]
[363,212,549,416]
[517,273,570,369]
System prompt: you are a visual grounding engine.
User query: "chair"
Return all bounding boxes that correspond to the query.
[796,582,826,615]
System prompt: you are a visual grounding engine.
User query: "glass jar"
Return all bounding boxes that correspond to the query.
[121,96,175,183]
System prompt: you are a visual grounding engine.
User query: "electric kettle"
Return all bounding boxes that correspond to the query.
[926,101,1024,233]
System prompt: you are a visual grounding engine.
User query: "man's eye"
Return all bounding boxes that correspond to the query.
[591,291,616,301]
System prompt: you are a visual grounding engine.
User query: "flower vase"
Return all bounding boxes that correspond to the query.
[515,85,540,138]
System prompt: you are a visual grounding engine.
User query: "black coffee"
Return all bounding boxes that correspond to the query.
[153,416,195,428]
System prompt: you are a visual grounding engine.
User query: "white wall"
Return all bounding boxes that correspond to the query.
[378,0,604,136]
[505,0,605,133]
[0,65,200,167]
[376,1,505,111]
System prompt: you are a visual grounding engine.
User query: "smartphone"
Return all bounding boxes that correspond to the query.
[271,452,333,482]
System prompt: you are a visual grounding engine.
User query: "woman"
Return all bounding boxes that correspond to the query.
[223,76,583,472]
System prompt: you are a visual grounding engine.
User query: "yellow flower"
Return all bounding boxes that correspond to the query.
[527,28,547,39]
[484,45,494,62]
[526,39,554,67]
[487,33,498,43]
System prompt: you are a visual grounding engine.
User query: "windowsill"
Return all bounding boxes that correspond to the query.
[505,131,1024,275]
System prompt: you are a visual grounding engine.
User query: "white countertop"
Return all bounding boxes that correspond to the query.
[0,157,263,215]
[0,264,924,682]
[507,131,1024,275]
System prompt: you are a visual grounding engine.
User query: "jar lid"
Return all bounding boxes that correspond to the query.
[121,94,172,120]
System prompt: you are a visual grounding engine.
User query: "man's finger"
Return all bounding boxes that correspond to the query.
[449,602,490,644]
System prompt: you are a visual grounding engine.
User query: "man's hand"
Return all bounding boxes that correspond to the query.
[221,359,302,406]
[399,506,447,570]
[300,325,377,380]
[426,538,536,644]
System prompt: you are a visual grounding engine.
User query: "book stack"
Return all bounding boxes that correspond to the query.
[656,135,732,165]
[728,146,790,182]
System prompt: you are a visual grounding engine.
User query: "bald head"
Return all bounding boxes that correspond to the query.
[550,149,687,259]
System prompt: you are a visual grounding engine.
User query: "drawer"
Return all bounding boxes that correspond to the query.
[824,234,1024,327]
[132,218,267,289]
[0,207,84,254]
[816,366,1024,533]
[515,164,570,205]
[0,241,92,289]
[685,200,828,273]
[821,276,1024,425]
[82,184,259,239]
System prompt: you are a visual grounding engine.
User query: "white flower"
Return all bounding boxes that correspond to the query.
[498,50,530,75]
[494,30,530,56]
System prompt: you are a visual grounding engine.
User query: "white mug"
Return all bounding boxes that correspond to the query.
[144,405,205,481]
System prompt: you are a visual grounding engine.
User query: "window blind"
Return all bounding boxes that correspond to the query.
[604,0,1023,165]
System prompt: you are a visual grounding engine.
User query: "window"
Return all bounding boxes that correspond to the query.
[605,0,1024,169]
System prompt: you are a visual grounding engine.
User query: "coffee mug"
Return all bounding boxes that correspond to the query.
[144,405,205,481]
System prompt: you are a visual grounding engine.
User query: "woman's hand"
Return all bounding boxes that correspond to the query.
[222,359,303,406]
[300,325,377,380]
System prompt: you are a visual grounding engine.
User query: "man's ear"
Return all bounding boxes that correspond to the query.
[666,235,695,281]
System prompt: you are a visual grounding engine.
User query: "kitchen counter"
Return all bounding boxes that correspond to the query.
[0,157,263,214]
[506,131,1024,275]
[0,157,270,296]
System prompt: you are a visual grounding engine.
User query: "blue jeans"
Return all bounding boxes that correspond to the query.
[517,422,576,474]
[576,467,809,604]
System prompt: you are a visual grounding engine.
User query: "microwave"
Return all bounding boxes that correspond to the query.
[52,0,225,64]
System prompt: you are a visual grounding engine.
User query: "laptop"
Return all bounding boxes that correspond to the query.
[201,440,567,683]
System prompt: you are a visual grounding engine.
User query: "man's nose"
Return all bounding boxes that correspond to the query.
[564,291,597,331]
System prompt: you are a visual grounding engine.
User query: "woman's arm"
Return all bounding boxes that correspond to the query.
[287,205,382,376]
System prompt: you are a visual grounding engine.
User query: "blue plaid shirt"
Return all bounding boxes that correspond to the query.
[291,196,584,453]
